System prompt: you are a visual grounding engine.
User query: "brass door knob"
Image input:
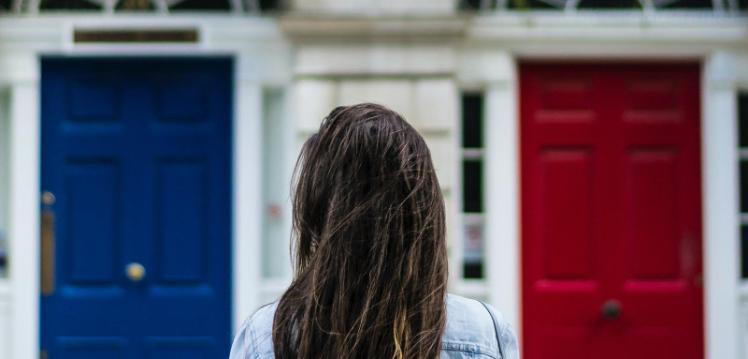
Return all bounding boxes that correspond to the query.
[601,299,622,320]
[125,262,146,282]
[41,191,56,206]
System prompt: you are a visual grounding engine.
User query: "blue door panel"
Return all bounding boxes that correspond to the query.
[55,337,128,359]
[65,160,120,284]
[146,337,214,359]
[41,58,233,358]
[156,160,208,283]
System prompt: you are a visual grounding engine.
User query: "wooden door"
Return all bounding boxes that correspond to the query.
[520,63,703,359]
[41,57,233,358]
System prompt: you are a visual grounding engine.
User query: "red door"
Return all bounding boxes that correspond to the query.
[520,63,703,359]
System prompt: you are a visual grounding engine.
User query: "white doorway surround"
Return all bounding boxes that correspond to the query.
[456,14,748,359]
[0,15,291,359]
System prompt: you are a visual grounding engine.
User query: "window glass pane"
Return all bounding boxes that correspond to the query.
[742,161,748,214]
[261,89,292,279]
[739,93,748,148]
[0,91,8,278]
[503,0,717,9]
[459,0,482,10]
[171,0,230,10]
[40,0,100,10]
[507,0,555,9]
[461,93,483,148]
[257,0,282,11]
[578,0,640,9]
[116,0,155,10]
[743,226,748,279]
[658,0,712,8]
[463,160,483,213]
[170,0,279,11]
[463,219,484,279]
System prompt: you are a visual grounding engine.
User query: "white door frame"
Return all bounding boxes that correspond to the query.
[0,15,290,359]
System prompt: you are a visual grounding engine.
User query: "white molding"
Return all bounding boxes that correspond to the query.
[8,81,40,359]
[467,12,748,58]
[233,80,264,332]
[484,69,521,335]
[288,0,456,16]
[279,14,466,40]
[703,51,742,359]
[294,43,457,77]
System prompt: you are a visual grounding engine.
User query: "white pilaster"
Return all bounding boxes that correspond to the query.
[484,75,521,334]
[703,51,740,359]
[233,81,264,331]
[8,80,40,359]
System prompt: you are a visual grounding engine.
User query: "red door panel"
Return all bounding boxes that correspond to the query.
[520,63,703,359]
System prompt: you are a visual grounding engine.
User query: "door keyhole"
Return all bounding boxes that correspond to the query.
[601,299,622,320]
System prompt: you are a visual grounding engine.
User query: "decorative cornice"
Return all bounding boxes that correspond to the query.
[279,14,469,42]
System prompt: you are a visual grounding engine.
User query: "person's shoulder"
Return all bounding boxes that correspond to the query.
[250,302,278,333]
[443,294,519,359]
[229,302,278,359]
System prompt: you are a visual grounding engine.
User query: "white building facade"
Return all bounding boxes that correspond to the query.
[0,0,747,358]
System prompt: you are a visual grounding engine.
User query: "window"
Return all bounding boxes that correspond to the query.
[32,0,282,12]
[739,93,748,278]
[40,0,101,10]
[261,88,292,280]
[0,90,8,278]
[461,0,746,11]
[461,93,485,279]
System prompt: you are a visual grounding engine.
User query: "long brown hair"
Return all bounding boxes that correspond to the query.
[272,103,448,358]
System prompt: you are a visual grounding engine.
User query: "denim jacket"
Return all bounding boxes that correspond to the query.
[230,294,519,359]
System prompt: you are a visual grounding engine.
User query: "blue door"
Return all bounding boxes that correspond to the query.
[41,58,233,358]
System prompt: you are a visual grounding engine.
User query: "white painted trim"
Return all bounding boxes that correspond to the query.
[233,81,264,331]
[8,80,41,359]
[484,66,520,334]
[703,51,742,359]
[466,13,748,60]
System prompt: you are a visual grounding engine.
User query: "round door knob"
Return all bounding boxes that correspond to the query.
[125,262,146,282]
[601,299,622,320]
[41,191,56,206]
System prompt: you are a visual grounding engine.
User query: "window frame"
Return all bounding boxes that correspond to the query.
[738,92,748,279]
[460,91,487,281]
[0,89,9,278]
